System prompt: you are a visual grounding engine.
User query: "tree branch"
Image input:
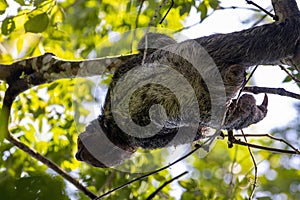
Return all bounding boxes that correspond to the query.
[147,0,169,27]
[0,79,30,141]
[146,171,188,200]
[0,78,97,199]
[243,86,300,100]
[237,65,258,100]
[241,130,257,200]
[94,144,203,199]
[6,134,97,199]
[246,1,278,21]
[227,146,239,198]
[278,65,300,83]
[0,4,299,90]
[227,133,300,154]
[0,53,135,84]
[271,0,299,22]
[159,0,174,24]
[231,137,299,155]
[271,0,300,72]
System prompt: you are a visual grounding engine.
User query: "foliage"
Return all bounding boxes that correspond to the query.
[0,0,299,200]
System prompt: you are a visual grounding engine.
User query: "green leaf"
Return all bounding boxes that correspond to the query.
[16,36,24,54]
[0,0,8,15]
[0,107,9,142]
[100,74,113,86]
[1,17,15,35]
[178,179,198,190]
[153,173,167,182]
[283,75,292,83]
[126,1,132,12]
[198,2,208,21]
[180,4,191,16]
[25,12,49,33]
[0,173,68,200]
[48,82,59,91]
[209,0,220,10]
[181,191,202,200]
[14,0,25,5]
[256,197,272,200]
[34,0,45,6]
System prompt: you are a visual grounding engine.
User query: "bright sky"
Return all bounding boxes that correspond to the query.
[170,1,300,198]
[3,0,300,132]
[181,0,300,133]
[2,0,299,199]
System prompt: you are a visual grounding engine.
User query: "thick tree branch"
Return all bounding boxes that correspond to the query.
[0,2,299,90]
[292,45,300,72]
[0,53,135,84]
[243,86,300,100]
[271,0,300,71]
[0,79,30,141]
[0,1,299,199]
[271,0,299,21]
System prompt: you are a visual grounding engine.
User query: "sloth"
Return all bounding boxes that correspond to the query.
[76,15,300,168]
[75,33,270,168]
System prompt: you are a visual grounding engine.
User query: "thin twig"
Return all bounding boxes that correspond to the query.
[278,65,300,83]
[245,0,278,21]
[237,65,258,100]
[131,0,145,53]
[0,80,97,199]
[231,137,299,155]
[241,130,257,200]
[228,66,258,133]
[159,0,174,24]
[174,4,266,33]
[229,133,300,154]
[227,146,238,198]
[218,6,261,12]
[98,171,116,194]
[241,157,269,192]
[136,0,145,29]
[243,86,300,100]
[148,0,169,27]
[251,13,268,27]
[142,0,169,65]
[146,171,188,200]
[7,134,97,199]
[249,7,274,27]
[174,21,200,33]
[94,144,203,200]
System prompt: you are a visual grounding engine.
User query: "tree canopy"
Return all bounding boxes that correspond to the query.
[0,0,300,200]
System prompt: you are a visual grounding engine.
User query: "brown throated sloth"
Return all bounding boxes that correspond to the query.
[75,33,268,167]
[76,15,300,167]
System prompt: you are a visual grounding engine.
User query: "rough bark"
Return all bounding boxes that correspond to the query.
[271,0,300,71]
[1,3,300,83]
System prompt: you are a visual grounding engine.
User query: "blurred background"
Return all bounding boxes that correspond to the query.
[0,0,299,199]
